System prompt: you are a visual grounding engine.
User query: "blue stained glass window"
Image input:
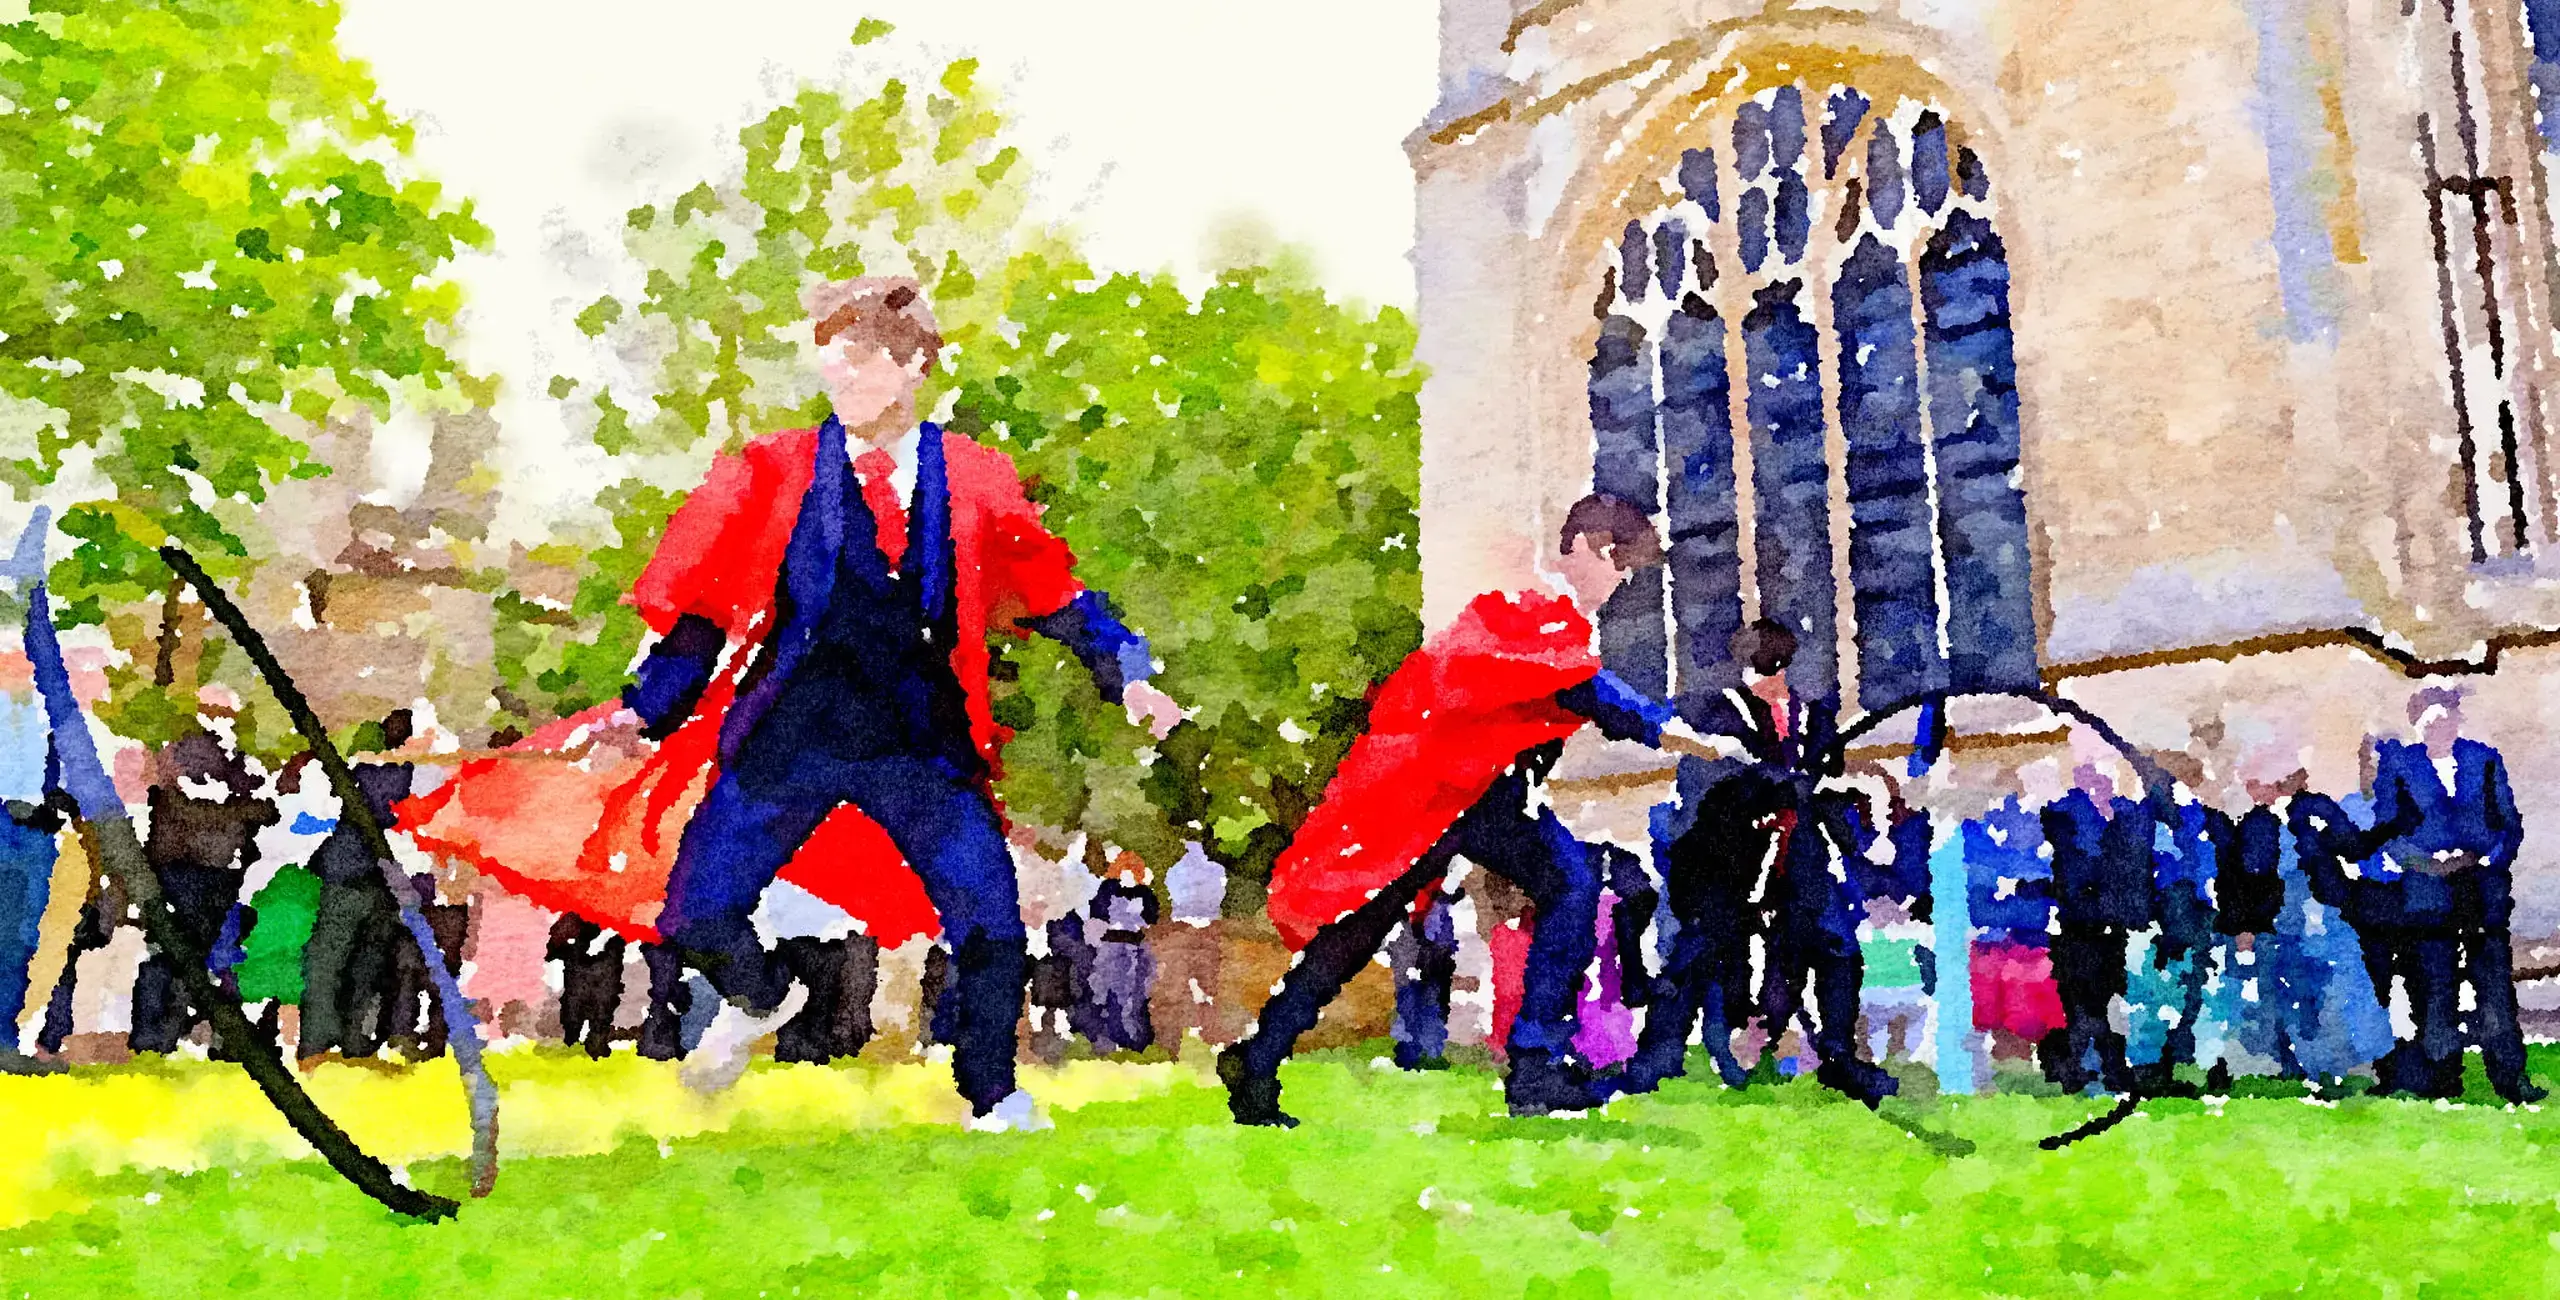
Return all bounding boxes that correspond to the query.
[1768,86,1807,175]
[1775,173,1811,265]
[1743,280,1839,704]
[1956,147,1990,201]
[1823,89,1871,179]
[2533,0,2560,154]
[1921,212,2037,692]
[1739,187,1771,274]
[1653,220,1688,300]
[1590,313,1669,696]
[1588,89,2037,709]
[1867,125,1906,226]
[1661,301,1744,697]
[1734,102,1771,182]
[1680,147,1722,219]
[1833,236,1946,708]
[1619,220,1650,302]
[1912,113,1950,215]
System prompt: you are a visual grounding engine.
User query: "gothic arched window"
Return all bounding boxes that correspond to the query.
[1587,81,2036,713]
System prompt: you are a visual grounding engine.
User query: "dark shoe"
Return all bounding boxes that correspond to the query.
[1505,1051,1603,1116]
[1709,1053,1751,1091]
[2373,1042,2420,1096]
[2423,1059,2467,1100]
[2204,1062,2233,1095]
[2496,1078,2549,1106]
[1393,1045,1450,1072]
[1607,1042,1689,1099]
[1217,1046,1298,1128]
[1815,1057,1900,1109]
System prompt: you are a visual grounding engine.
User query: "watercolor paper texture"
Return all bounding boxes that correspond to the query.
[7,0,2560,1294]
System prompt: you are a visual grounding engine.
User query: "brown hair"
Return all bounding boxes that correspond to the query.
[804,276,944,369]
[1729,617,1798,677]
[1558,492,1664,570]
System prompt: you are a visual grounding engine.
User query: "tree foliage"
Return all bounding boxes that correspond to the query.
[505,41,1026,730]
[948,252,1421,875]
[0,0,487,745]
[507,30,1423,880]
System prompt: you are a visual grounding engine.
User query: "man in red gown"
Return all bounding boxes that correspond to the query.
[1223,495,1734,1124]
[413,278,1180,1128]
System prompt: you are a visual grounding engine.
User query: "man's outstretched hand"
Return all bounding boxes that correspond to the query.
[1122,681,1185,740]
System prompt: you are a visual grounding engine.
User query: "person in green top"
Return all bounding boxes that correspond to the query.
[237,864,322,1005]
[1859,896,1933,1065]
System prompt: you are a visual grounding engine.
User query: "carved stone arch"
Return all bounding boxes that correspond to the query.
[1558,40,2039,714]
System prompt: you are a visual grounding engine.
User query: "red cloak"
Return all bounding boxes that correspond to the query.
[401,426,1092,945]
[1264,590,1601,950]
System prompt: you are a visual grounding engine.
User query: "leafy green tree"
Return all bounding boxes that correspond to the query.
[513,28,1423,885]
[0,0,488,747]
[507,32,1025,729]
[948,251,1421,879]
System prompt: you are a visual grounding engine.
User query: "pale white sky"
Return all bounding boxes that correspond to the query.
[333,1,1442,535]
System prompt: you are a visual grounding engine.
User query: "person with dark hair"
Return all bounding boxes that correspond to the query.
[129,731,278,1058]
[1027,913,1092,1064]
[2213,758,2396,1090]
[1604,616,1896,1105]
[2123,766,2218,1099]
[1226,492,1734,1125]
[298,709,415,1064]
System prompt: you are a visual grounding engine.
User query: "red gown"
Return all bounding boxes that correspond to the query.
[1264,590,1602,950]
[402,426,1096,945]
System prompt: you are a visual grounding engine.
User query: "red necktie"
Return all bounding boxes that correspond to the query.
[854,447,908,569]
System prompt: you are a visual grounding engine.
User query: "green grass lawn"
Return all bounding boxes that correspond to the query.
[6,1046,2560,1298]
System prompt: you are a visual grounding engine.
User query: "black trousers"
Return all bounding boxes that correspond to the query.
[1759,907,1865,1070]
[775,934,879,1063]
[128,865,244,1055]
[1233,768,1600,1081]
[299,875,399,1059]
[2379,925,2532,1098]
[382,901,468,1059]
[637,942,693,1061]
[1618,901,1751,1090]
[2046,924,2134,1092]
[557,931,629,1060]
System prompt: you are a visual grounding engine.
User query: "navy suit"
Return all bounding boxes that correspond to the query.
[1233,670,1667,1105]
[2365,739,2537,1101]
[628,417,1145,1110]
[2040,788,2159,1093]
